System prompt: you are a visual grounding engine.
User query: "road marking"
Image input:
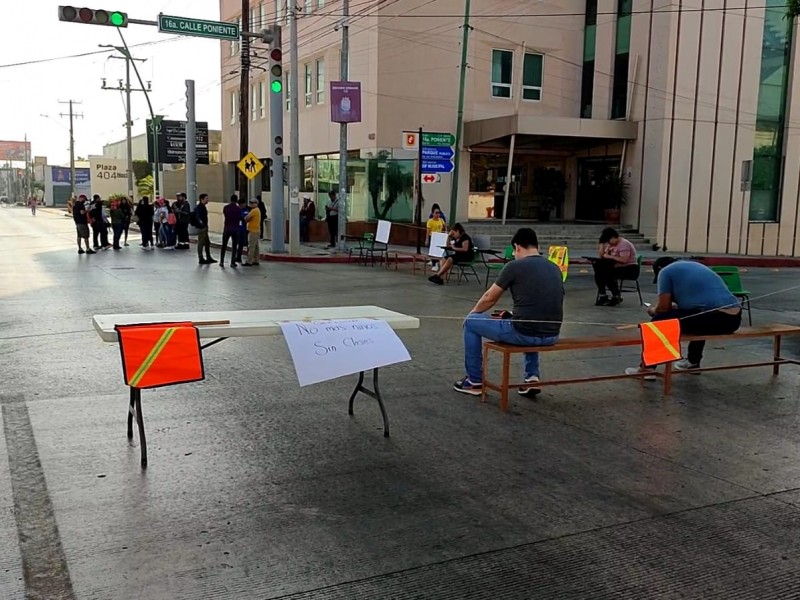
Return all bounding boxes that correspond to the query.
[1,393,75,600]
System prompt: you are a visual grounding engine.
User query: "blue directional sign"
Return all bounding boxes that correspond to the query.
[421,146,455,160]
[422,159,455,174]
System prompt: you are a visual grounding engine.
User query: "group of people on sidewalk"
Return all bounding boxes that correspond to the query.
[70,194,137,253]
[452,227,743,397]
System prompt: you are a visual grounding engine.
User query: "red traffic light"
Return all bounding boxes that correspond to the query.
[270,49,282,62]
[79,7,93,21]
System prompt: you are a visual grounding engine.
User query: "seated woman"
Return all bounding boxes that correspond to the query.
[592,227,639,306]
[428,223,474,285]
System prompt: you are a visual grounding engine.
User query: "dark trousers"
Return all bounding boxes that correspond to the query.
[176,222,190,246]
[236,231,248,262]
[300,216,310,242]
[327,215,338,245]
[259,218,265,239]
[593,260,639,296]
[140,221,153,247]
[197,228,212,260]
[122,220,130,242]
[652,309,742,365]
[220,231,239,265]
[112,223,124,249]
[154,222,161,245]
[92,224,109,248]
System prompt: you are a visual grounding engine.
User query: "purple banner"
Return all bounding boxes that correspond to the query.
[330,81,362,123]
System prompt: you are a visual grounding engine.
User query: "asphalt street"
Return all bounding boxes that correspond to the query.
[3,206,800,599]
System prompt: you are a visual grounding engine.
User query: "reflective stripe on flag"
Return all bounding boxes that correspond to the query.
[640,319,682,367]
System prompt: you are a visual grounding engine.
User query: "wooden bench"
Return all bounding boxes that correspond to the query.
[482,325,800,411]
[387,250,430,274]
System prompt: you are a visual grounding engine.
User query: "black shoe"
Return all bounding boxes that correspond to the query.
[595,295,611,306]
[199,259,209,265]
[86,249,96,254]
[230,263,237,268]
[243,262,254,267]
[428,274,444,285]
[78,249,85,254]
[206,258,217,264]
[608,296,623,307]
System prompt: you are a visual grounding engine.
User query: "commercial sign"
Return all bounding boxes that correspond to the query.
[146,119,209,165]
[158,14,240,41]
[51,166,90,186]
[0,140,31,161]
[330,81,362,123]
[89,156,129,199]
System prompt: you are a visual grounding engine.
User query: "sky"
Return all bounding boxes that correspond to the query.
[0,0,223,166]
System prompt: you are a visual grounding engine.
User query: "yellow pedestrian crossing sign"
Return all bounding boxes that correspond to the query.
[237,152,264,180]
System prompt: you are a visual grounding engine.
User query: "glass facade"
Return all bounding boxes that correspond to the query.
[491,49,514,98]
[611,0,632,119]
[750,0,792,221]
[581,0,597,118]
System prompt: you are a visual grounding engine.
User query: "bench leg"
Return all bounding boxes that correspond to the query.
[663,362,673,396]
[499,350,511,411]
[774,335,782,375]
[348,369,390,437]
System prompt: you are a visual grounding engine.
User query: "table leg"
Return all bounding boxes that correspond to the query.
[348,369,390,437]
[774,335,782,375]
[130,388,148,468]
[127,387,135,439]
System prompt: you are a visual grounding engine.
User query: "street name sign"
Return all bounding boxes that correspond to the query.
[421,146,455,160]
[158,14,240,41]
[422,159,455,174]
[421,132,455,147]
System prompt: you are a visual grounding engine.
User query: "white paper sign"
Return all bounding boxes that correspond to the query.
[280,319,412,387]
[428,232,448,257]
[376,220,391,244]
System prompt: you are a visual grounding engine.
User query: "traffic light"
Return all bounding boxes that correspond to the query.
[269,48,283,94]
[58,6,128,27]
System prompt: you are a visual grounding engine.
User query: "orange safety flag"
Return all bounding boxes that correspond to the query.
[640,319,682,367]
[548,245,569,282]
[115,321,205,389]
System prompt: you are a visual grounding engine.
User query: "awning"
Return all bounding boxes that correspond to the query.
[464,115,638,149]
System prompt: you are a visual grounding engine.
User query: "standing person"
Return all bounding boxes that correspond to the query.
[429,202,447,225]
[428,223,475,285]
[625,259,742,375]
[325,190,340,248]
[89,196,111,250]
[135,197,155,250]
[299,195,316,243]
[243,198,261,266]
[155,199,172,249]
[426,206,447,271]
[174,193,191,249]
[110,200,125,250]
[194,193,217,265]
[235,198,249,264]
[165,199,177,248]
[28,197,36,216]
[72,195,95,255]
[592,227,639,306]
[120,197,133,246]
[454,228,563,396]
[220,194,240,268]
[257,194,268,240]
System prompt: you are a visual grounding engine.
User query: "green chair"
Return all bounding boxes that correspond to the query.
[617,254,644,305]
[711,266,752,325]
[482,245,514,288]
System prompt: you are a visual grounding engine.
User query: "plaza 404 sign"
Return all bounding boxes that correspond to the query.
[89,156,131,199]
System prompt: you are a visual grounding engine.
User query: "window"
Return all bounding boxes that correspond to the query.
[581,0,598,118]
[276,0,283,23]
[251,84,258,121]
[304,63,312,107]
[230,17,241,55]
[522,53,543,101]
[259,81,266,118]
[230,91,237,125]
[305,0,312,14]
[491,49,513,98]
[285,71,291,111]
[259,2,267,31]
[318,0,325,7]
[315,59,325,103]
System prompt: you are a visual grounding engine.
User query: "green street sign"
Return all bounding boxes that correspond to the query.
[421,132,455,147]
[158,14,240,41]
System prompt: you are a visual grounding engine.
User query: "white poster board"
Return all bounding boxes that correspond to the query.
[280,319,411,387]
[89,156,130,200]
[376,220,391,244]
[428,232,448,257]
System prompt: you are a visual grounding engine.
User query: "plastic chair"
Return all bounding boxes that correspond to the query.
[361,232,387,267]
[711,266,752,325]
[617,254,644,305]
[482,245,514,288]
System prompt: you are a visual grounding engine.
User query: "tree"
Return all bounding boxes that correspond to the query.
[367,151,414,219]
[137,175,154,198]
[133,160,151,183]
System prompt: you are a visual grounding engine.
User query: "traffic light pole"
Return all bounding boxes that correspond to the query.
[268,25,285,253]
[337,0,349,251]
[288,3,300,254]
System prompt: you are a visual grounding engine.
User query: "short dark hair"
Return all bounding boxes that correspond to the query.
[451,223,465,235]
[510,227,538,249]
[199,193,208,201]
[652,257,678,283]
[93,194,100,201]
[229,194,238,203]
[599,227,619,244]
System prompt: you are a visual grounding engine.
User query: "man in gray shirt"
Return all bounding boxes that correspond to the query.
[454,228,564,397]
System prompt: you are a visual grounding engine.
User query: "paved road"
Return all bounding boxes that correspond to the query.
[3,206,800,599]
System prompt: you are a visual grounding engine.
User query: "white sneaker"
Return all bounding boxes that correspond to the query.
[431,265,439,272]
[625,367,657,381]
[518,376,541,396]
[674,359,700,372]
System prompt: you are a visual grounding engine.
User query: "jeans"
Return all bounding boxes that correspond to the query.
[159,224,173,247]
[112,223,124,249]
[220,231,239,264]
[652,308,742,365]
[236,231,248,262]
[592,260,639,296]
[463,312,559,383]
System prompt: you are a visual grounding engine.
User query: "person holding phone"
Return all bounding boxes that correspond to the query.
[592,227,639,306]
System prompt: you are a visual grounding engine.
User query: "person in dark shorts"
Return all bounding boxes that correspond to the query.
[72,195,95,255]
[428,223,474,285]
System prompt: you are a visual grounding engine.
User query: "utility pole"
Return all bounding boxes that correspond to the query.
[289,1,300,254]
[449,0,471,222]
[185,80,197,213]
[58,100,83,200]
[337,0,349,251]
[101,49,149,200]
[238,0,251,198]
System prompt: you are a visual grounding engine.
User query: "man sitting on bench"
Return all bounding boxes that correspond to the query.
[625,258,742,376]
[454,228,564,397]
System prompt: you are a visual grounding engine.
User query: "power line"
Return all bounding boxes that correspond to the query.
[0,37,184,69]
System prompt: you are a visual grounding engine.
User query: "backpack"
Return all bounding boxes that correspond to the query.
[189,208,199,228]
[167,212,177,226]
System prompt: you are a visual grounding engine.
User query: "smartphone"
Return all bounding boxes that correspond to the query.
[643,302,652,308]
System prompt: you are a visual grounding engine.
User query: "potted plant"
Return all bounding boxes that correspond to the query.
[532,167,567,222]
[600,172,628,224]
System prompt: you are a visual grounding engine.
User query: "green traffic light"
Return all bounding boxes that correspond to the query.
[110,11,125,26]
[271,81,283,93]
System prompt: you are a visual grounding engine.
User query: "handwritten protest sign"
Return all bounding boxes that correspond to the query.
[428,232,448,258]
[280,319,412,386]
[376,220,391,244]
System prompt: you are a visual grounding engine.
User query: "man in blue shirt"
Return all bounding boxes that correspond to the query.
[627,259,741,374]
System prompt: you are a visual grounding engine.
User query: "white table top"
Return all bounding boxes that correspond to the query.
[93,306,420,343]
